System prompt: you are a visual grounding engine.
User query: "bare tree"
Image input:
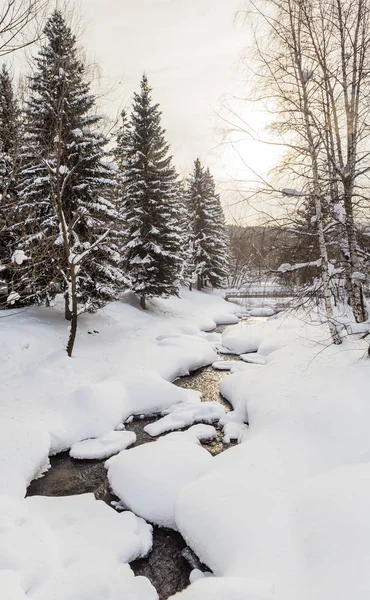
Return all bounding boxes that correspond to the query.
[0,0,46,57]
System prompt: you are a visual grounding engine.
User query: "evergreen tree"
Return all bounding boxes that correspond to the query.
[187,159,229,289]
[120,75,183,309]
[0,63,22,302]
[17,10,125,317]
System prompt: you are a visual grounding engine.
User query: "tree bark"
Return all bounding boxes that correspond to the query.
[66,268,78,357]
[64,292,72,321]
[197,276,202,291]
[140,294,146,310]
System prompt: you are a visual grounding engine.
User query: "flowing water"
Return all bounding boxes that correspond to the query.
[27,326,241,599]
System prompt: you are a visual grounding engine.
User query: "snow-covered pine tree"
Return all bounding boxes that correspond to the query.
[203,167,229,287]
[187,159,229,289]
[0,63,22,304]
[17,10,125,326]
[120,75,183,309]
[177,179,194,290]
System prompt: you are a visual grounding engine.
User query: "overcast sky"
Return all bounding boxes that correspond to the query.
[13,0,281,222]
[76,0,248,181]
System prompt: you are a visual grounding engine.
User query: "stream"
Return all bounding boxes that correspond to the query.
[27,325,241,599]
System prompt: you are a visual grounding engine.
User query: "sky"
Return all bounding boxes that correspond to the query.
[14,0,283,223]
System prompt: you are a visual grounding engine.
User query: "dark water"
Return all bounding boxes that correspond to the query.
[26,326,240,599]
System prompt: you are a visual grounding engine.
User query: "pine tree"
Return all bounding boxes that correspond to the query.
[0,63,22,303]
[187,159,229,289]
[17,11,125,322]
[120,75,183,309]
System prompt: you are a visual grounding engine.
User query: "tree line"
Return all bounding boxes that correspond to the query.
[0,10,229,355]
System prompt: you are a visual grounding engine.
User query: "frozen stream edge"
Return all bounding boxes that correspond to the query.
[26,325,242,599]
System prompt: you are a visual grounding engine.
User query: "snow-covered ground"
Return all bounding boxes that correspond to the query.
[0,290,239,599]
[173,313,370,600]
[2,291,370,600]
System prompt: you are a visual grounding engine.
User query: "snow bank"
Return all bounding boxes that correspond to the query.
[0,420,50,498]
[70,430,136,459]
[168,577,273,599]
[121,372,201,419]
[144,399,225,437]
[176,313,370,600]
[0,493,155,598]
[107,439,213,529]
[249,307,275,317]
[49,380,127,454]
[162,424,217,444]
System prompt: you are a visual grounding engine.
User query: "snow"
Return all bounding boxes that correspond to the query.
[249,307,275,317]
[70,430,136,459]
[175,311,370,600]
[121,372,201,419]
[168,577,273,599]
[144,399,225,437]
[107,438,213,529]
[0,493,155,598]
[11,249,28,265]
[0,290,237,599]
[0,420,50,498]
[163,424,217,444]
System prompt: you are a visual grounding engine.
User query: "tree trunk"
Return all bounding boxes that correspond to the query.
[140,294,146,310]
[189,281,193,292]
[197,276,202,291]
[64,292,72,321]
[66,268,78,357]
[343,185,368,322]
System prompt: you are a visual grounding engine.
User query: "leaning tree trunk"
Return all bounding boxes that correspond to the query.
[66,266,78,357]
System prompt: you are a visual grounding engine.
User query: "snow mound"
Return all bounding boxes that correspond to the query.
[0,420,50,498]
[107,439,213,529]
[49,380,127,454]
[70,430,136,459]
[212,360,239,371]
[32,560,157,600]
[222,323,265,354]
[26,493,153,564]
[240,354,266,365]
[144,399,225,437]
[249,307,275,317]
[122,372,201,419]
[163,424,217,444]
[0,495,58,593]
[212,313,239,325]
[168,577,273,599]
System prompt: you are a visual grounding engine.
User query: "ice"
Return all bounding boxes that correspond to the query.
[168,577,273,599]
[70,430,136,459]
[107,438,213,529]
[144,400,225,437]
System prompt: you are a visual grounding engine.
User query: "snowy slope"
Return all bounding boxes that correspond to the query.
[175,313,370,600]
[0,290,238,599]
